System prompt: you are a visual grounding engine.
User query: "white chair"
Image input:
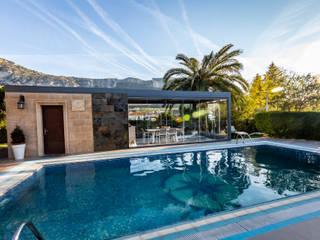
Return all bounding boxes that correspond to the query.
[231,126,263,143]
[167,128,178,142]
[141,128,150,144]
[176,128,185,142]
[157,128,167,143]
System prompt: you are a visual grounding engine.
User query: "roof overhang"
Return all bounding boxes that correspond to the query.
[4,85,231,103]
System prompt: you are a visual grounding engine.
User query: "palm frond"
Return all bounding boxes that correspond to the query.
[163,45,249,104]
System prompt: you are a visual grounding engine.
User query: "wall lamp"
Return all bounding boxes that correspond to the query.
[17,95,25,109]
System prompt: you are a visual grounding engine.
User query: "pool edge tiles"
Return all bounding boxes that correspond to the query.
[123,190,320,240]
[0,162,44,204]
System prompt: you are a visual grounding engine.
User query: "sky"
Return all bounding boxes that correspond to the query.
[1,0,320,82]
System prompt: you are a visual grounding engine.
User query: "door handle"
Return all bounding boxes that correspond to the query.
[44,128,48,135]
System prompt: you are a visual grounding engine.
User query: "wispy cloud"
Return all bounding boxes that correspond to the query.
[87,0,159,67]
[178,0,202,58]
[243,0,320,81]
[131,0,182,53]
[149,0,182,52]
[252,1,309,54]
[287,13,320,43]
[14,0,63,35]
[16,0,144,78]
[132,0,219,56]
[67,0,162,76]
[193,33,220,53]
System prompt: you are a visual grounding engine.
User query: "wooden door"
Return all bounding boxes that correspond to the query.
[42,106,65,154]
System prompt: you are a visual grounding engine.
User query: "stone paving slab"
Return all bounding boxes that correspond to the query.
[249,217,320,240]
[161,198,320,240]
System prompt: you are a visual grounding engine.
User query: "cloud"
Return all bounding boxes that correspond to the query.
[131,0,182,53]
[15,0,220,79]
[14,0,63,34]
[17,0,144,78]
[287,13,320,43]
[87,0,159,67]
[242,1,320,82]
[193,33,220,53]
[132,0,219,55]
[67,0,162,76]
[178,0,202,58]
[253,1,309,53]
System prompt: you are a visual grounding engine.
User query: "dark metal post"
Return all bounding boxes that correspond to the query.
[227,94,232,141]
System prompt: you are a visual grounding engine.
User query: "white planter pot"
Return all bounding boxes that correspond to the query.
[12,144,26,161]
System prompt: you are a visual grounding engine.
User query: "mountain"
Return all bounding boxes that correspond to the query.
[0,58,163,89]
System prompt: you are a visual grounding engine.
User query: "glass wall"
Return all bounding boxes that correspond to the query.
[128,99,229,147]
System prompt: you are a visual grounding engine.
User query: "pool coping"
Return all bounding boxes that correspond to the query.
[0,140,320,239]
[121,191,320,240]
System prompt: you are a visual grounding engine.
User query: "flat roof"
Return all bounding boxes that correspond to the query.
[4,85,230,103]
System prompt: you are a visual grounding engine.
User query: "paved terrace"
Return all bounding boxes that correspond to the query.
[0,138,320,240]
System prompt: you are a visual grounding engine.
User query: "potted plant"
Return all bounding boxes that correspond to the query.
[11,126,26,160]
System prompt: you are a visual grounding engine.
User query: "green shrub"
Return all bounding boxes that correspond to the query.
[255,112,320,140]
[11,126,25,144]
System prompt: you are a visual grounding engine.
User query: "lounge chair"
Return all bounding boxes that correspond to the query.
[231,126,263,143]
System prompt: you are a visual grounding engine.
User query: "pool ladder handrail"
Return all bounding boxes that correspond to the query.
[12,221,44,240]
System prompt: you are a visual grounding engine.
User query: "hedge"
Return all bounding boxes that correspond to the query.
[232,118,258,133]
[255,111,320,140]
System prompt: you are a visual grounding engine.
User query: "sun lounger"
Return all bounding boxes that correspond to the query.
[231,126,263,143]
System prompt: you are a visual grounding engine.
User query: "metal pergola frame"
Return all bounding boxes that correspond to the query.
[5,85,232,141]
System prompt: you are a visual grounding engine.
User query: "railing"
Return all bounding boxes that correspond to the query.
[12,222,44,240]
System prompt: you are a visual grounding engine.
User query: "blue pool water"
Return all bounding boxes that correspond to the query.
[1,145,320,239]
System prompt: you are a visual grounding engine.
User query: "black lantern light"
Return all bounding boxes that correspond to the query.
[17,95,25,109]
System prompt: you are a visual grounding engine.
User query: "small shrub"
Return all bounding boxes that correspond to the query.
[255,112,320,140]
[11,126,25,144]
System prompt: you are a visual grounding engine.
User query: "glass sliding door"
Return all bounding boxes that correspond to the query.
[128,97,230,147]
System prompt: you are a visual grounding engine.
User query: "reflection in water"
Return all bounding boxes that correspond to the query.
[1,146,320,240]
[130,157,165,176]
[130,146,320,211]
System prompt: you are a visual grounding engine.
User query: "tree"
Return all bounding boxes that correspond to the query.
[264,63,285,89]
[278,73,320,111]
[263,63,286,110]
[163,44,249,103]
[240,63,286,119]
[231,74,267,132]
[248,74,266,113]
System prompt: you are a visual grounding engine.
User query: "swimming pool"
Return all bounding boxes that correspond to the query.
[1,144,320,239]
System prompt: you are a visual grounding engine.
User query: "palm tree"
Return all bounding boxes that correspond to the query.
[163,44,249,102]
